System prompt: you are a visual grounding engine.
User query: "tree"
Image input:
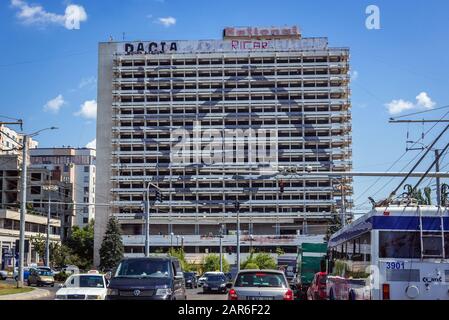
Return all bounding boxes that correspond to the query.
[30,234,46,261]
[99,216,124,271]
[168,247,193,271]
[66,220,94,270]
[203,254,230,272]
[275,247,285,256]
[253,253,277,270]
[241,252,276,270]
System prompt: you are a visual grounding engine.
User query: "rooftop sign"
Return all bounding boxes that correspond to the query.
[223,26,301,40]
[118,38,328,55]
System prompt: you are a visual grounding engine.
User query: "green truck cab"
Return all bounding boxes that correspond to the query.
[296,243,327,299]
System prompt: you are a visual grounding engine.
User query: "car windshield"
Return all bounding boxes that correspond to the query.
[37,270,52,276]
[184,272,195,278]
[235,272,287,288]
[67,275,105,288]
[207,275,225,282]
[115,259,170,278]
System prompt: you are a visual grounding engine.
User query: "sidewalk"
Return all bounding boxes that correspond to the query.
[0,288,50,300]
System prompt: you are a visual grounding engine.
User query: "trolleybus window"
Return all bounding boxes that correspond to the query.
[379,231,421,258]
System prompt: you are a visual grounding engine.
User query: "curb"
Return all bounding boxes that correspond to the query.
[0,288,50,300]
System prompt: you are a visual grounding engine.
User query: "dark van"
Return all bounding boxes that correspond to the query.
[106,256,186,300]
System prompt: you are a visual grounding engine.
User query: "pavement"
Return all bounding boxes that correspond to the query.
[0,278,58,300]
[1,279,228,300]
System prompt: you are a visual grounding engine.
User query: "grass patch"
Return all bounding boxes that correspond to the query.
[0,283,33,296]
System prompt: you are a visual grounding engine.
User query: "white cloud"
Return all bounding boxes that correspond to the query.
[43,94,65,113]
[385,91,436,115]
[10,0,87,30]
[415,92,435,109]
[78,76,97,89]
[156,16,176,27]
[86,138,96,149]
[385,99,415,115]
[75,100,97,119]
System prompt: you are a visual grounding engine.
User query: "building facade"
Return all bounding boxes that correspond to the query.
[0,124,38,157]
[95,26,352,265]
[29,148,96,234]
[0,155,61,269]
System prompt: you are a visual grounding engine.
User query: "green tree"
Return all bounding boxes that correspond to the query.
[168,247,192,271]
[99,216,124,271]
[275,247,285,256]
[30,234,46,260]
[241,252,276,270]
[66,220,94,270]
[244,262,259,270]
[203,254,230,272]
[253,253,276,270]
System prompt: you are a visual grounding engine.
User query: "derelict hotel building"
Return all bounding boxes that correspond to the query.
[94,26,352,264]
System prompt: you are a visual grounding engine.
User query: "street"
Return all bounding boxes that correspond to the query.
[2,279,228,300]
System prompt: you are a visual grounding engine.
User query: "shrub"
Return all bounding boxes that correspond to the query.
[54,272,69,282]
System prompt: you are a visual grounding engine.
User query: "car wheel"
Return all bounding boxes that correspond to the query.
[27,280,31,286]
[348,290,356,301]
[329,288,335,301]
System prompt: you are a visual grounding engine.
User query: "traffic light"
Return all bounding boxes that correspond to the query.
[279,179,285,193]
[155,189,162,202]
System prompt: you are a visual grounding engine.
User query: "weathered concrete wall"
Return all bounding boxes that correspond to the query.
[94,43,115,266]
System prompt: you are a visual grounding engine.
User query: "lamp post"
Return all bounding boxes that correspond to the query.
[219,224,224,273]
[235,201,240,273]
[170,232,174,250]
[176,235,179,248]
[17,127,58,288]
[42,184,58,267]
[181,236,184,251]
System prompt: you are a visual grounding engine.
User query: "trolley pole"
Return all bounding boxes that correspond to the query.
[145,187,150,257]
[235,201,240,273]
[435,149,441,206]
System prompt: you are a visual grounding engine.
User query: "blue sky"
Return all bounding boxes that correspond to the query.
[1,0,448,210]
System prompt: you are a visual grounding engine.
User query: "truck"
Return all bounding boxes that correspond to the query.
[295,243,327,299]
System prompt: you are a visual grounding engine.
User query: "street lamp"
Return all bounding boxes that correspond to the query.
[181,236,184,251]
[218,224,224,273]
[176,235,179,247]
[235,201,240,273]
[42,184,58,267]
[170,232,174,249]
[17,126,58,288]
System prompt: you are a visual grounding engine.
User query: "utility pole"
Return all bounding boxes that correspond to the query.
[235,201,240,273]
[145,188,150,257]
[17,135,27,288]
[219,225,223,273]
[43,184,58,266]
[435,149,441,206]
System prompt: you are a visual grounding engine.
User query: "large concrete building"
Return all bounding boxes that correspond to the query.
[29,148,96,234]
[95,26,352,265]
[0,155,61,269]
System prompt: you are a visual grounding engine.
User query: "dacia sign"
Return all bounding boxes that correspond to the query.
[124,41,178,54]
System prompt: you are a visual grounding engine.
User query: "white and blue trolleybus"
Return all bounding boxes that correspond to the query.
[326,205,449,300]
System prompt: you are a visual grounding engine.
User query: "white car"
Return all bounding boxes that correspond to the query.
[55,273,108,300]
[0,270,7,280]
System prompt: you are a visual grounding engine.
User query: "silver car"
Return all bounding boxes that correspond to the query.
[227,269,294,301]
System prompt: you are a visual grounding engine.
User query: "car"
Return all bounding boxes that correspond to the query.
[183,272,198,289]
[203,273,228,294]
[106,256,187,300]
[55,273,108,300]
[197,274,207,287]
[0,270,7,280]
[27,268,55,287]
[227,269,294,300]
[13,267,30,281]
[307,272,327,300]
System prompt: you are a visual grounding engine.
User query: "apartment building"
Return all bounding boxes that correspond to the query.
[0,124,38,156]
[0,155,61,268]
[95,26,352,265]
[29,148,96,231]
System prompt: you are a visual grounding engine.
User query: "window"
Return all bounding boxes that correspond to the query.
[379,231,421,259]
[83,217,89,224]
[83,176,89,183]
[84,166,89,173]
